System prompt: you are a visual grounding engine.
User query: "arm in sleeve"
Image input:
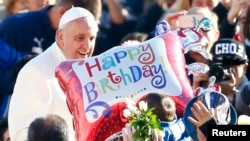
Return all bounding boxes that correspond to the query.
[8,64,51,141]
[0,38,28,94]
[0,16,19,47]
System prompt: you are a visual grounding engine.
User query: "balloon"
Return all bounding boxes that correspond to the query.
[154,20,170,37]
[55,32,194,141]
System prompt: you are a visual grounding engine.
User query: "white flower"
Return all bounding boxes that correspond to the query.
[123,109,132,118]
[126,99,136,107]
[123,99,163,141]
[129,105,140,115]
[138,101,148,111]
[126,99,139,113]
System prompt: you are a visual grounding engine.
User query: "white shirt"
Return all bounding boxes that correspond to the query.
[8,42,75,141]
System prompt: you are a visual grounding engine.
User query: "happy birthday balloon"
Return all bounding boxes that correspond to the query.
[55,32,194,141]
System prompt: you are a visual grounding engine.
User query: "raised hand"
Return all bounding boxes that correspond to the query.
[188,101,214,127]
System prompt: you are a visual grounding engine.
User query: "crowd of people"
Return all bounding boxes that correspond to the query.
[1,0,250,141]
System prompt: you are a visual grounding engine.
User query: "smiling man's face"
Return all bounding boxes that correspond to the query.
[57,17,98,59]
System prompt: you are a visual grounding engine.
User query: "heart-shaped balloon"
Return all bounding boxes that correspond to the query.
[55,32,194,141]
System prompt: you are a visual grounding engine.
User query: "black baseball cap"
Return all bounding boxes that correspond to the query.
[210,38,248,64]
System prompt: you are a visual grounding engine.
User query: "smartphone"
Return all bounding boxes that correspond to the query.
[178,15,204,28]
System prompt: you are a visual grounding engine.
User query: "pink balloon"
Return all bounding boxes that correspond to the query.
[160,32,194,117]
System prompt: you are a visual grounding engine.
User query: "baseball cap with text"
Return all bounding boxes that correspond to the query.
[210,38,248,64]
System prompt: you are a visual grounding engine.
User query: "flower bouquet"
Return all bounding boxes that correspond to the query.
[123,99,163,141]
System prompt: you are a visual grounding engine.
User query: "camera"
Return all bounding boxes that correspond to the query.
[209,63,232,82]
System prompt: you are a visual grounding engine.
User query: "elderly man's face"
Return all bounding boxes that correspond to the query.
[57,17,98,59]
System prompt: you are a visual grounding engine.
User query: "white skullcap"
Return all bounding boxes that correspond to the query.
[59,7,95,29]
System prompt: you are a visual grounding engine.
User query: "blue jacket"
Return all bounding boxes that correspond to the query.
[0,6,56,103]
[161,117,191,141]
[0,6,55,55]
[0,38,28,117]
[0,38,29,94]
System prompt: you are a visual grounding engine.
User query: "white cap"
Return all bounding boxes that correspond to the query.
[59,7,95,29]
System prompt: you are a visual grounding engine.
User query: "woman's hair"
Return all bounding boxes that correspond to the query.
[142,93,176,122]
[171,0,191,12]
[4,0,21,15]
